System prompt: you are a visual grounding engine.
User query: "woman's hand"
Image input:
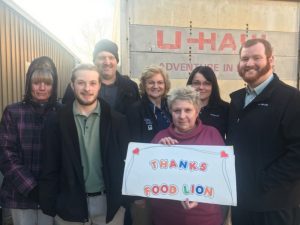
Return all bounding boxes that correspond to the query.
[181,198,198,210]
[158,137,179,145]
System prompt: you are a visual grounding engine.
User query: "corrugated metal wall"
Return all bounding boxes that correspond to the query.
[0,0,78,115]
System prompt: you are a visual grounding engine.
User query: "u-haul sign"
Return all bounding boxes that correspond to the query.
[129,24,298,80]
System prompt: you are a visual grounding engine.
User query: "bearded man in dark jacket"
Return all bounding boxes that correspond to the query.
[39,64,129,225]
[227,39,300,225]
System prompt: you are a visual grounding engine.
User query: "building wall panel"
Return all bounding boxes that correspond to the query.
[118,0,300,101]
[0,0,79,116]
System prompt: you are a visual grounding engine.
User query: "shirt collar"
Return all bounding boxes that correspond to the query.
[73,100,101,116]
[246,73,274,96]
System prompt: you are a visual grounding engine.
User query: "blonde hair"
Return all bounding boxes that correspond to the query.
[168,86,201,111]
[139,65,171,97]
[31,69,53,85]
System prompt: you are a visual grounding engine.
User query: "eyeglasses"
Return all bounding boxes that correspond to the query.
[191,81,212,87]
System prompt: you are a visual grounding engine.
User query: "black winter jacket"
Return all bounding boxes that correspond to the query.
[199,100,229,139]
[227,74,300,211]
[126,95,170,143]
[39,99,129,223]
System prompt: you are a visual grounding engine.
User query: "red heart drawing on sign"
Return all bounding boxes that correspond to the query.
[132,148,140,155]
[220,151,228,158]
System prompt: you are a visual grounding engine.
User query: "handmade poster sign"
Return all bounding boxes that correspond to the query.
[122,142,237,206]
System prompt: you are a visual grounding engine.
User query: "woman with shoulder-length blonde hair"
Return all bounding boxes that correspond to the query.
[150,86,226,225]
[126,65,171,143]
[126,65,171,225]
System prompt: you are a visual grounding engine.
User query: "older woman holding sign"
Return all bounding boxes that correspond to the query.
[150,86,225,225]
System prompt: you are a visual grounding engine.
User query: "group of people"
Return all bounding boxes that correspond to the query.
[0,38,299,225]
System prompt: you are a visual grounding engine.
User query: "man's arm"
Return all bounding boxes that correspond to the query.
[117,114,130,161]
[132,81,140,101]
[262,90,300,191]
[125,104,143,142]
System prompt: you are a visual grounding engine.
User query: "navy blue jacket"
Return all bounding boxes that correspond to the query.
[126,95,170,143]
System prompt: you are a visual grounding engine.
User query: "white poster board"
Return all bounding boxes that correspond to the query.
[122,142,237,206]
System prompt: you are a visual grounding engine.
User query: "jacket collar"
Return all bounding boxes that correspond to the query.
[230,73,280,110]
[61,98,112,178]
[141,94,167,106]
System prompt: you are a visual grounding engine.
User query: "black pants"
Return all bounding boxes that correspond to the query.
[124,207,132,225]
[232,206,300,225]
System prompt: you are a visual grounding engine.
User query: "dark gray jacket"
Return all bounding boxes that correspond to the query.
[227,74,300,211]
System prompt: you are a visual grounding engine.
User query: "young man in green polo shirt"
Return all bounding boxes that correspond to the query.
[39,63,129,225]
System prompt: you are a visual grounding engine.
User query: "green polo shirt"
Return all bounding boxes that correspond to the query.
[73,101,105,193]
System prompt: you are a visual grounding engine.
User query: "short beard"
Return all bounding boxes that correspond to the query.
[75,96,98,106]
[238,61,271,80]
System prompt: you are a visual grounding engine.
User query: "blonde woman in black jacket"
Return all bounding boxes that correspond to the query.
[126,65,171,225]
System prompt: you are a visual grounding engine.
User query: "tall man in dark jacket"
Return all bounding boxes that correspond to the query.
[39,64,129,224]
[227,38,300,225]
[62,39,140,114]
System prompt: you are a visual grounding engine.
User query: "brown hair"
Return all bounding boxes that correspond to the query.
[71,63,101,83]
[239,38,273,58]
[31,69,53,85]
